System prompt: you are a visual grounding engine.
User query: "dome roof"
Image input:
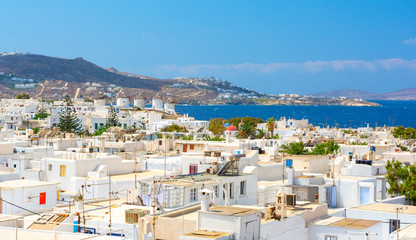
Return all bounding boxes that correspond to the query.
[135,92,146,100]
[226,125,237,131]
[94,92,107,100]
[153,93,163,100]
[117,91,128,98]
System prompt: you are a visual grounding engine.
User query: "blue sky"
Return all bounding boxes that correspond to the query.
[1,1,415,94]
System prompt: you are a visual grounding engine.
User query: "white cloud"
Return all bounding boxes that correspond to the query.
[150,58,416,77]
[403,37,416,45]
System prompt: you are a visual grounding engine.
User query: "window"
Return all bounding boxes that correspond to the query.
[212,185,219,199]
[190,165,198,175]
[60,165,66,177]
[13,164,17,168]
[223,183,228,200]
[141,183,149,195]
[48,164,52,171]
[390,219,400,233]
[95,123,98,130]
[190,188,197,202]
[324,236,337,240]
[190,144,194,150]
[229,182,234,199]
[240,181,246,196]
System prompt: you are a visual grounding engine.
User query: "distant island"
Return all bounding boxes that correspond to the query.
[0,52,379,106]
[310,88,416,101]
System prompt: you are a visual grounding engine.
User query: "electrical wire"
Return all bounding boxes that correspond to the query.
[0,197,42,216]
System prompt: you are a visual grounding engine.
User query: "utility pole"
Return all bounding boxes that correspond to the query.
[164,134,167,179]
[282,150,285,184]
[395,205,407,240]
[164,135,168,208]
[332,148,335,186]
[82,184,85,233]
[109,175,112,233]
[134,147,137,190]
[152,179,156,239]
[397,206,399,240]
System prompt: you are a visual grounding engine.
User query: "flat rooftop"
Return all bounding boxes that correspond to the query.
[208,206,258,216]
[182,230,232,239]
[0,179,57,189]
[315,217,380,229]
[110,170,165,181]
[395,224,416,238]
[353,203,416,215]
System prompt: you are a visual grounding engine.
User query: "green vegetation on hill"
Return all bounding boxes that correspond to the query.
[392,126,416,139]
[16,93,30,99]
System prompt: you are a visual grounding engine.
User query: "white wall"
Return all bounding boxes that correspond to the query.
[0,181,57,215]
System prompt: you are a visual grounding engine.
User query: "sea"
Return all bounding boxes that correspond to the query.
[175,100,416,128]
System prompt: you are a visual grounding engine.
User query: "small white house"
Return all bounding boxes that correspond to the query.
[194,206,261,240]
[0,179,57,214]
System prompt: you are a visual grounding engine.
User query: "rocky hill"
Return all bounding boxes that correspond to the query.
[0,53,169,91]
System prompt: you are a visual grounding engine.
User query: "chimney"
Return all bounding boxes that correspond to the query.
[226,132,231,143]
[200,189,212,211]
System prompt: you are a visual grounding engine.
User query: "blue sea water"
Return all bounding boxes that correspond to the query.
[175,100,416,128]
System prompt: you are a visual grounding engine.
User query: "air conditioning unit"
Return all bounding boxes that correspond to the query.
[125,209,150,224]
[326,172,334,178]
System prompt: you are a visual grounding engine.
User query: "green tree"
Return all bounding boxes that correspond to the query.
[266,117,277,138]
[34,101,49,120]
[397,144,408,152]
[93,126,108,136]
[57,95,81,133]
[209,118,227,135]
[237,122,255,138]
[281,142,309,155]
[33,127,40,134]
[228,117,264,130]
[312,141,340,155]
[16,93,30,99]
[203,136,225,141]
[385,160,416,205]
[392,126,416,139]
[162,124,187,132]
[255,129,266,139]
[106,105,120,128]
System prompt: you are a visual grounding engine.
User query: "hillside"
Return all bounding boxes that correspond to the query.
[0,53,258,102]
[0,53,169,91]
[311,88,416,100]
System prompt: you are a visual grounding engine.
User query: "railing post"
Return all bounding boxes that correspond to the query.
[15,219,17,240]
[53,222,56,240]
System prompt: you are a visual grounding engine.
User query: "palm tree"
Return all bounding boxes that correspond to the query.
[266,117,276,138]
[237,122,254,139]
[256,129,266,139]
